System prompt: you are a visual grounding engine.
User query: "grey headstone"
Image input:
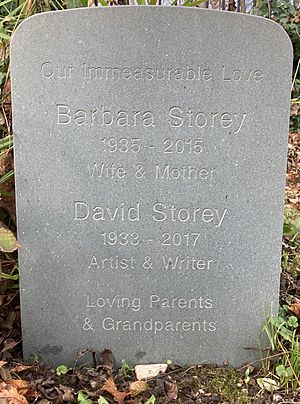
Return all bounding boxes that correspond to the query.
[11,7,292,367]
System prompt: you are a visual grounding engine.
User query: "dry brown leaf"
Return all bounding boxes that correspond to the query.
[101,378,117,395]
[60,385,75,402]
[112,391,128,404]
[3,79,11,103]
[101,378,128,404]
[10,366,33,374]
[289,301,300,317]
[0,367,11,381]
[129,380,148,397]
[0,362,7,369]
[7,380,28,395]
[24,0,32,14]
[24,389,40,400]
[0,382,28,404]
[164,379,178,400]
[0,111,5,126]
[0,340,20,355]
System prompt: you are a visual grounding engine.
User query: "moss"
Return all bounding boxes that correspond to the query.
[206,368,250,404]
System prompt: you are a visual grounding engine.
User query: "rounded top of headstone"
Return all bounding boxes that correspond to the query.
[11,7,293,61]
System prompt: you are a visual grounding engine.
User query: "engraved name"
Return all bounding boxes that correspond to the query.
[56,104,247,132]
[74,201,140,222]
[57,104,155,127]
[152,203,227,227]
[168,107,247,133]
[74,201,227,227]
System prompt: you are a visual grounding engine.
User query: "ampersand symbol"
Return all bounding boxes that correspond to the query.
[143,256,153,270]
[135,164,145,179]
[83,317,94,331]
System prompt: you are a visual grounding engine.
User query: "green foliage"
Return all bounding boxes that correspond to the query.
[244,367,250,384]
[284,208,300,241]
[56,364,69,375]
[282,208,300,276]
[182,0,207,6]
[98,397,109,404]
[252,1,300,130]
[0,271,18,280]
[0,225,19,252]
[207,368,250,403]
[142,396,156,404]
[0,136,12,151]
[77,391,92,404]
[259,306,300,390]
[120,358,134,377]
[0,3,298,398]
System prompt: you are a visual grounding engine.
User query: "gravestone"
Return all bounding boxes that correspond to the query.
[11,7,292,366]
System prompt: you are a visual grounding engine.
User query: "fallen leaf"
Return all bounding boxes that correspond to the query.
[0,366,12,381]
[257,377,280,393]
[129,380,148,397]
[0,362,7,369]
[7,380,29,395]
[111,391,128,404]
[101,379,128,404]
[0,226,19,253]
[0,381,28,404]
[60,385,75,402]
[24,388,40,400]
[98,397,109,404]
[1,312,17,335]
[101,378,117,395]
[0,340,20,355]
[289,301,300,317]
[3,78,10,100]
[164,378,178,400]
[0,110,5,126]
[10,366,33,374]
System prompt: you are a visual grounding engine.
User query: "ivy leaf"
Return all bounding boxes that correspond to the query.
[77,391,92,404]
[56,365,69,376]
[275,364,287,377]
[98,397,109,404]
[0,226,20,252]
[287,315,298,328]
